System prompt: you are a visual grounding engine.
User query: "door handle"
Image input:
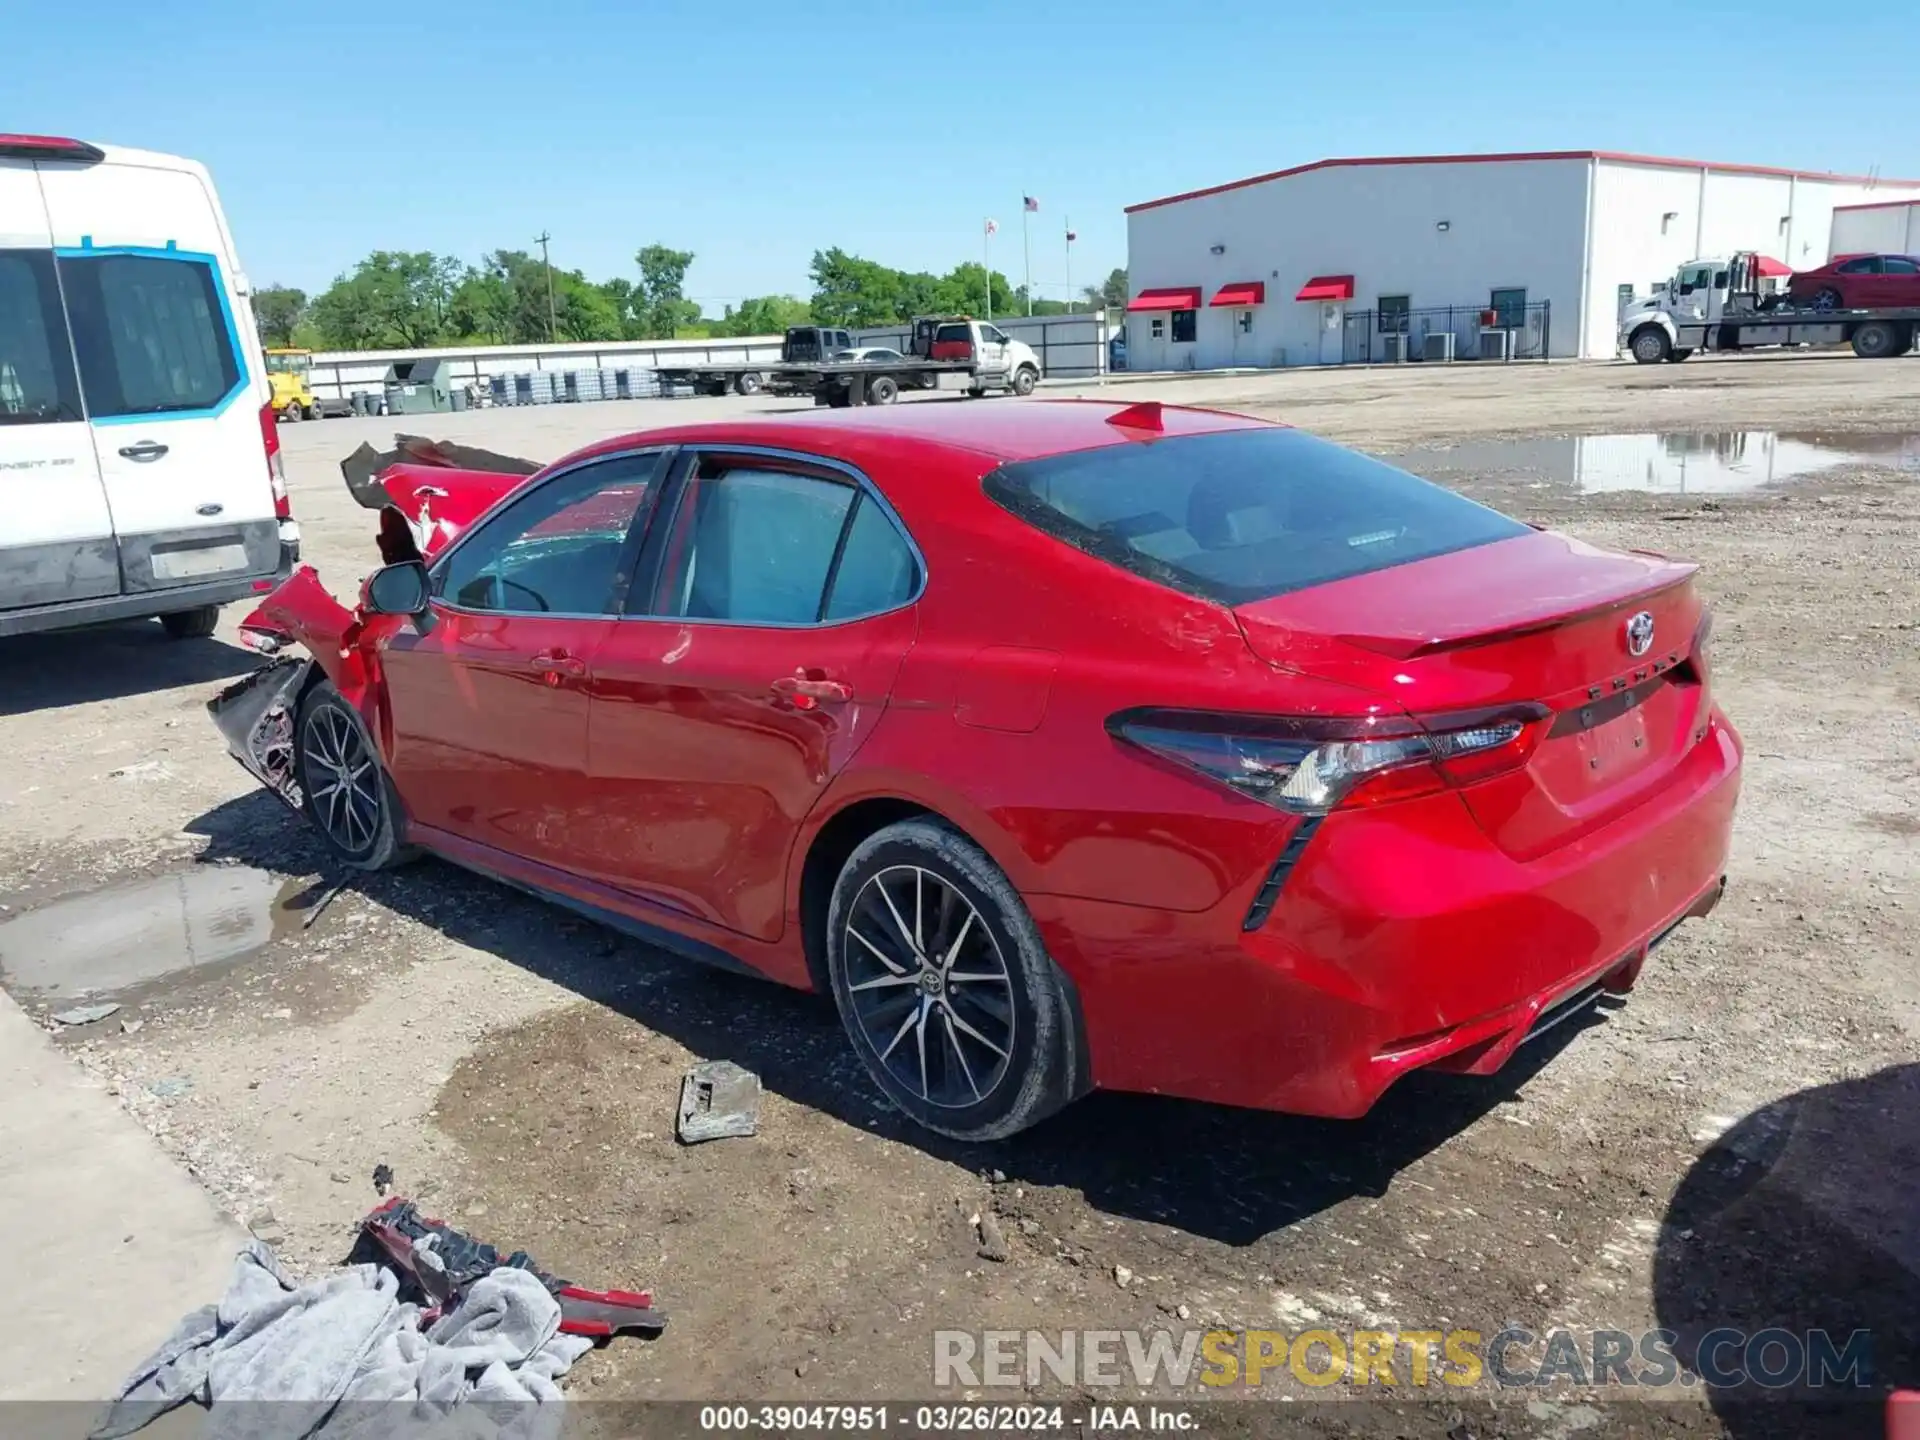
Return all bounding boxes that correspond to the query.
[771,669,852,709]
[117,441,169,462]
[532,650,588,685]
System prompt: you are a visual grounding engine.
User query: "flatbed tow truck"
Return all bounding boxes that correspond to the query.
[653,318,1044,405]
[1620,252,1919,363]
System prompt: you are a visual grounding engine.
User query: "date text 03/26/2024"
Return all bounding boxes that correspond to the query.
[697,1405,1196,1433]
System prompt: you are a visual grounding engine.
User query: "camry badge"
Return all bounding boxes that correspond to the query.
[1625,611,1655,658]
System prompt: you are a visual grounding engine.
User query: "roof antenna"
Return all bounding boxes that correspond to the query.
[1106,400,1164,432]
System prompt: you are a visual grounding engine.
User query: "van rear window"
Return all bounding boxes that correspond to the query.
[983,427,1528,605]
[0,250,83,425]
[60,253,241,418]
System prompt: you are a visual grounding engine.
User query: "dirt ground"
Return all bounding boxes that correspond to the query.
[2,354,1916,1437]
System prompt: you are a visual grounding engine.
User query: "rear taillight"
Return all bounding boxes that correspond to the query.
[259,401,291,519]
[0,133,104,163]
[1110,705,1549,815]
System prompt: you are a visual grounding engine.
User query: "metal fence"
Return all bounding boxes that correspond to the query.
[856,312,1111,379]
[1339,300,1553,365]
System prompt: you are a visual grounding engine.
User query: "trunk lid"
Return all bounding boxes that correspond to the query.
[1234,530,1710,859]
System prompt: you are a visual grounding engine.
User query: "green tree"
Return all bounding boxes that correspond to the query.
[809,248,907,327]
[253,285,307,347]
[634,244,696,339]
[711,295,812,337]
[1084,267,1129,312]
[307,251,457,349]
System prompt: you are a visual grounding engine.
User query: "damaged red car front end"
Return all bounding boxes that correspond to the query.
[208,440,543,812]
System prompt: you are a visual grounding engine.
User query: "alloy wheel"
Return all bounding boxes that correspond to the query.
[842,865,1015,1110]
[303,706,381,854]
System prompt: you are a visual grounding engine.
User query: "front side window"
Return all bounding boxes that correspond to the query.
[1489,287,1527,327]
[984,428,1528,606]
[60,253,241,417]
[0,250,82,424]
[982,326,1009,345]
[435,454,657,615]
[1170,309,1197,343]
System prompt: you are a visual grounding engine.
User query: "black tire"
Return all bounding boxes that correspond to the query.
[1667,348,1693,362]
[868,374,900,405]
[1010,365,1038,397]
[734,371,763,396]
[303,403,320,420]
[1810,288,1843,314]
[1851,321,1907,359]
[159,605,220,640]
[965,385,987,399]
[280,401,302,422]
[1628,326,1671,364]
[825,387,852,408]
[826,819,1079,1140]
[294,681,409,870]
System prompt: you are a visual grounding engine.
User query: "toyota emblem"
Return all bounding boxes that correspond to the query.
[1625,611,1655,658]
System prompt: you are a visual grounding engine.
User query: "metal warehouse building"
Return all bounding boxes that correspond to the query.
[1122,150,1920,369]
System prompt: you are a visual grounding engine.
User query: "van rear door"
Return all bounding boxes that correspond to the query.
[0,162,117,610]
[38,158,278,597]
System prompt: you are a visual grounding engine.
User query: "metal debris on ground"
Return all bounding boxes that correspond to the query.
[51,1002,121,1027]
[301,880,346,930]
[372,1162,394,1195]
[676,1060,762,1143]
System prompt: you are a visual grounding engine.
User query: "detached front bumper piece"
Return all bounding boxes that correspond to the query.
[207,657,314,812]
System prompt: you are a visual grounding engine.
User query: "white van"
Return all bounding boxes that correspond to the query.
[0,133,297,641]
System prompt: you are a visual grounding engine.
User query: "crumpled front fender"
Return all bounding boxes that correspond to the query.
[207,657,314,813]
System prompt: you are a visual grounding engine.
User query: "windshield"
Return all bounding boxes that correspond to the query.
[265,351,311,376]
[984,427,1528,606]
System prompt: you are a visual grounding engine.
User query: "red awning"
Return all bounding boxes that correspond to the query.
[1752,254,1791,278]
[1295,274,1355,302]
[1209,281,1266,307]
[1127,286,1203,312]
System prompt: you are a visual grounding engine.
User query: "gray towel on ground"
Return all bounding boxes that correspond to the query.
[93,1239,593,1440]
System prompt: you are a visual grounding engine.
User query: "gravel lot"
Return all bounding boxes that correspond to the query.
[2,354,1916,1436]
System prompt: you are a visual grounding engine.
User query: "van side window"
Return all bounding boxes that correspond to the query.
[0,250,83,424]
[59,253,242,418]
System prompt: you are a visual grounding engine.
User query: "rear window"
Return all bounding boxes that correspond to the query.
[935,324,971,344]
[61,253,241,418]
[983,427,1528,605]
[0,250,82,425]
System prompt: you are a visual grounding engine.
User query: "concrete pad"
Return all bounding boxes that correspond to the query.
[0,990,245,1403]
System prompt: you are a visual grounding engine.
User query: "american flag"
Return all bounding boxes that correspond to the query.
[984,217,998,236]
[1066,227,1077,243]
[1023,195,1040,212]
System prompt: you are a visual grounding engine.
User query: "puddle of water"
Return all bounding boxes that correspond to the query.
[0,866,312,998]
[1397,430,1920,495]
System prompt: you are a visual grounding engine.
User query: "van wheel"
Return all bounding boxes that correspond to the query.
[826,819,1080,1141]
[296,682,410,870]
[1010,365,1039,397]
[159,606,220,640]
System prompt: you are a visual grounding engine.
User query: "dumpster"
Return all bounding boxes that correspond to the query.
[382,359,454,415]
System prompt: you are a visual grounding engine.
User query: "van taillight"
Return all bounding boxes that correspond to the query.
[258,402,291,519]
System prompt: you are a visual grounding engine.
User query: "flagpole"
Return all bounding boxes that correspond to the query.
[1022,204,1033,316]
[1064,216,1073,314]
[982,220,992,321]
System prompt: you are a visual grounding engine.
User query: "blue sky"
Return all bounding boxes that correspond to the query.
[14,0,1917,311]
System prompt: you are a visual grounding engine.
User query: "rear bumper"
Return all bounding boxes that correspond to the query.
[1031,712,1743,1118]
[0,548,294,640]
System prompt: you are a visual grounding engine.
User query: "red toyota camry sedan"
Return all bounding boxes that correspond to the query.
[214,400,1741,1140]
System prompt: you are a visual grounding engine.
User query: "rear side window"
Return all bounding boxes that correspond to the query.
[59,253,242,418]
[823,496,918,620]
[0,250,82,424]
[984,427,1529,605]
[651,465,857,624]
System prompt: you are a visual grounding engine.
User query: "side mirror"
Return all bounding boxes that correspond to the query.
[364,560,431,617]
